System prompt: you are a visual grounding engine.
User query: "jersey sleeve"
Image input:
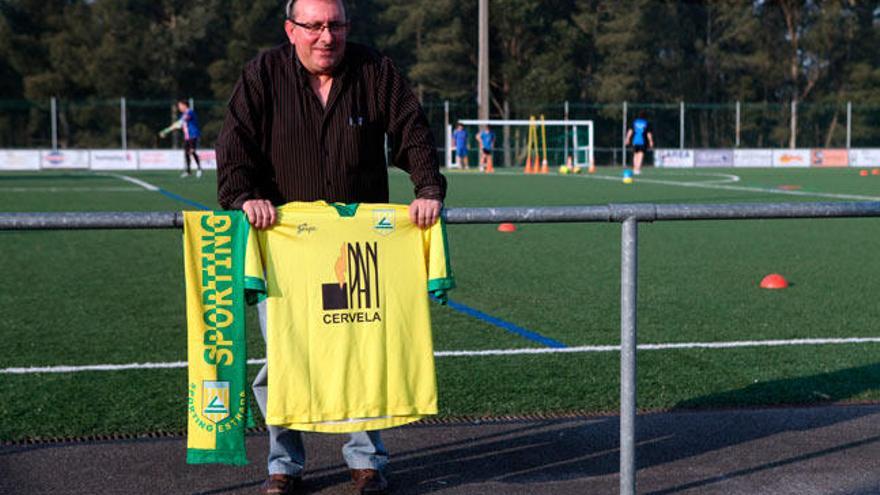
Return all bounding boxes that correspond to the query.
[423,215,456,304]
[243,225,267,305]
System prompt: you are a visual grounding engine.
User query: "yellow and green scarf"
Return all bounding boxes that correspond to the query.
[183,211,250,465]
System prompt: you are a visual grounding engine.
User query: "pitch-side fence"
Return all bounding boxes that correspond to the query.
[3,201,880,495]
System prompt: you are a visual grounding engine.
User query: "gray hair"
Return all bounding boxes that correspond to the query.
[285,0,347,20]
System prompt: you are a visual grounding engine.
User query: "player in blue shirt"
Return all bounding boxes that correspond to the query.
[476,125,495,173]
[176,99,203,178]
[452,123,469,169]
[625,112,654,175]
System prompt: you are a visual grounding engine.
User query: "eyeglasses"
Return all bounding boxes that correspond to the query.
[289,19,350,36]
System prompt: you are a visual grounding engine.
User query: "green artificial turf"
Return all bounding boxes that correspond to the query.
[1,167,879,441]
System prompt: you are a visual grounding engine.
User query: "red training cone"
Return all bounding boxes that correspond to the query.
[859,170,869,177]
[759,273,789,289]
[497,223,517,233]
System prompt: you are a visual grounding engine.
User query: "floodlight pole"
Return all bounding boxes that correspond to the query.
[846,101,852,149]
[121,97,128,151]
[444,100,451,168]
[564,101,570,162]
[477,0,489,121]
[50,97,58,151]
[735,101,741,148]
[622,101,628,167]
[503,100,511,168]
[679,101,685,150]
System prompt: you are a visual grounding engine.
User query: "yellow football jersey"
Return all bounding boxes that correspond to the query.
[244,201,454,433]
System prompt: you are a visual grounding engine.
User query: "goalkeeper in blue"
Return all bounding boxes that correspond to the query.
[159,99,203,178]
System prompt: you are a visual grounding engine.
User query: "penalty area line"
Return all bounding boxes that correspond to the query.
[5,337,880,374]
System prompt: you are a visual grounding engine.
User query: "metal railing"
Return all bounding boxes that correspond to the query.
[3,200,880,495]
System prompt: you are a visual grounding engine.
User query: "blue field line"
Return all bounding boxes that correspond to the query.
[156,188,211,211]
[441,297,568,349]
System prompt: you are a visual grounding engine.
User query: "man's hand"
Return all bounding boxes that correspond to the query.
[409,198,442,229]
[242,199,277,230]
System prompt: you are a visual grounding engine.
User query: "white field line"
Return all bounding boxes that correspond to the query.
[584,173,880,201]
[656,172,741,184]
[491,169,880,202]
[5,337,880,375]
[0,186,143,192]
[108,173,160,192]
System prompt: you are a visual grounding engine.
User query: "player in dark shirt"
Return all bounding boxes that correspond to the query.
[625,112,654,175]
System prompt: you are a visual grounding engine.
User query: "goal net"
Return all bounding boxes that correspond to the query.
[445,119,594,171]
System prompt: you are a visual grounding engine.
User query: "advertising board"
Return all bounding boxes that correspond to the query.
[654,149,694,168]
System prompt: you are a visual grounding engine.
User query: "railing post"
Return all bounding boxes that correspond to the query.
[620,216,639,495]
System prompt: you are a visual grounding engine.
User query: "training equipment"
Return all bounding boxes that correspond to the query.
[873,169,880,176]
[183,211,251,465]
[622,169,634,184]
[447,119,595,171]
[760,273,789,289]
[245,201,454,433]
[497,223,517,232]
[859,170,869,177]
[524,116,547,174]
[559,165,569,175]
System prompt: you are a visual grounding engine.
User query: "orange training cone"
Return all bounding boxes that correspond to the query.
[525,156,533,174]
[588,158,596,174]
[873,169,880,176]
[497,223,517,233]
[759,273,789,289]
[540,159,549,174]
[860,170,869,177]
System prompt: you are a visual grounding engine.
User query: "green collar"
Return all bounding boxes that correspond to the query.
[330,203,360,217]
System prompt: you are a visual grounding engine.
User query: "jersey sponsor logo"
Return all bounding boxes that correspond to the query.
[296,222,317,235]
[373,209,395,235]
[321,242,382,324]
[202,381,230,423]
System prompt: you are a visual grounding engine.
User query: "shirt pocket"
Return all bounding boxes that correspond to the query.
[348,119,385,170]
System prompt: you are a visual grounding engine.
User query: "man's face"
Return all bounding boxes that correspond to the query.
[285,0,348,76]
[177,102,187,113]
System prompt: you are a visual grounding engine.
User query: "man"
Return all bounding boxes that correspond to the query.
[625,111,654,175]
[452,122,469,169]
[215,1,446,494]
[177,99,203,178]
[475,124,494,173]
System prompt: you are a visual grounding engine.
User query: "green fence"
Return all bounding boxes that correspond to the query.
[3,98,880,166]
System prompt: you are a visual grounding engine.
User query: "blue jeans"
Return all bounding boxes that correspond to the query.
[254,301,388,476]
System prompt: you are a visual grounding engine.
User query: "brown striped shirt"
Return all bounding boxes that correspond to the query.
[216,42,446,210]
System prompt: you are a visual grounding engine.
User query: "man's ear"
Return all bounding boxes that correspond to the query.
[284,20,296,44]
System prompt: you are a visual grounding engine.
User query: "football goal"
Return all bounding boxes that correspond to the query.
[445,119,595,171]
